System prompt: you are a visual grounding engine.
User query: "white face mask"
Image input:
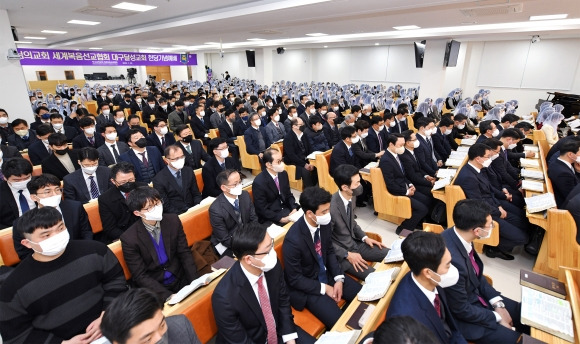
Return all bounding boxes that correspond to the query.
[378,125,385,131]
[184,101,191,107]
[491,153,500,161]
[429,264,459,288]
[149,103,155,109]
[395,146,405,155]
[171,157,185,170]
[481,157,492,168]
[229,184,243,196]
[309,109,316,115]
[274,115,280,122]
[105,132,118,141]
[161,105,168,110]
[82,165,98,175]
[115,117,125,124]
[320,110,327,115]
[0,117,8,124]
[332,106,339,111]
[351,136,360,144]
[251,248,277,272]
[389,121,396,128]
[219,149,230,159]
[457,124,465,130]
[315,212,331,225]
[361,132,369,138]
[272,162,285,173]
[159,127,168,135]
[444,129,452,135]
[278,108,282,114]
[492,129,500,137]
[38,194,62,207]
[10,178,31,191]
[102,110,110,116]
[143,204,163,221]
[478,226,493,239]
[16,129,29,137]
[507,143,517,150]
[254,119,262,127]
[84,127,96,135]
[424,128,434,136]
[413,140,420,148]
[267,102,273,107]
[260,111,266,117]
[52,123,63,130]
[29,229,70,256]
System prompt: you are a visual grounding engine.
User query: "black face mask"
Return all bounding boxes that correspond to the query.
[299,125,307,132]
[131,125,141,129]
[55,148,68,155]
[181,135,193,143]
[117,181,135,193]
[135,138,147,148]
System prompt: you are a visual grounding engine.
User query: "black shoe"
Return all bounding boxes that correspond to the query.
[525,227,545,256]
[395,227,403,235]
[373,211,378,216]
[356,201,367,207]
[484,246,515,260]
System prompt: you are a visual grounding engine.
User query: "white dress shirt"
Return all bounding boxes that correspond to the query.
[9,186,36,216]
[83,171,100,199]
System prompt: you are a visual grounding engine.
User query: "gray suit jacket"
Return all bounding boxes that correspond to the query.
[264,121,286,143]
[168,110,188,131]
[209,191,258,249]
[329,192,367,259]
[166,314,202,344]
[97,141,129,166]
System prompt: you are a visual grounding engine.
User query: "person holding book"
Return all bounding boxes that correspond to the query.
[386,231,467,344]
[121,186,199,302]
[441,199,529,343]
[212,222,315,344]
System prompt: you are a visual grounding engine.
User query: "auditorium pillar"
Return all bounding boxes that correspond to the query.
[0,9,35,123]
[418,39,449,101]
[258,48,273,85]
[191,52,207,83]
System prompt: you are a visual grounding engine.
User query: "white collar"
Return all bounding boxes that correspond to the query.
[453,227,473,254]
[303,215,319,236]
[240,262,263,286]
[338,190,351,209]
[388,149,399,160]
[557,157,573,171]
[267,170,278,179]
[411,273,438,305]
[224,193,238,205]
[468,162,481,173]
[405,148,415,155]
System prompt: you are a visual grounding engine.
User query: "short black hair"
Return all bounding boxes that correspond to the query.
[78,116,95,128]
[374,316,438,344]
[483,138,502,150]
[49,113,63,121]
[209,137,227,153]
[560,140,580,155]
[454,114,467,122]
[175,124,189,136]
[262,147,281,165]
[299,186,331,214]
[305,101,314,108]
[27,173,60,195]
[501,114,519,123]
[415,116,433,130]
[355,120,370,131]
[216,169,239,187]
[17,206,63,236]
[101,123,116,133]
[78,147,100,162]
[333,164,359,190]
[127,186,161,212]
[126,128,142,142]
[479,120,494,134]
[48,133,68,146]
[340,125,356,140]
[401,231,446,276]
[439,117,454,127]
[101,288,163,344]
[386,133,403,147]
[11,118,28,127]
[351,105,361,113]
[35,106,49,115]
[110,161,135,180]
[402,130,414,142]
[35,123,54,137]
[231,222,268,259]
[152,119,166,127]
[515,121,534,131]
[2,158,33,179]
[370,115,384,126]
[501,128,521,140]
[468,143,491,160]
[309,116,322,127]
[453,199,493,231]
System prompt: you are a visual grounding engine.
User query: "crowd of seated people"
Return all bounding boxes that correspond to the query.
[0,78,577,344]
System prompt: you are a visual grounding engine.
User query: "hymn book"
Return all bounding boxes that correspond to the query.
[357,267,401,301]
[168,268,226,305]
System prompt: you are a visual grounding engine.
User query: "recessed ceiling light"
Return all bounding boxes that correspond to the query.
[306,33,327,37]
[393,25,421,30]
[41,30,68,34]
[14,41,32,44]
[247,38,266,41]
[112,2,157,12]
[24,36,46,40]
[530,14,568,21]
[89,47,103,50]
[374,43,380,46]
[323,45,328,48]
[204,42,219,45]
[172,45,187,48]
[68,20,101,25]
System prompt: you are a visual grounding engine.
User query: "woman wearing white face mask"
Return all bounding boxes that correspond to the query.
[122,186,199,302]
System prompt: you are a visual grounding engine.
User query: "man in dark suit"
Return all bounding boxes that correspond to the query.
[155,98,171,121]
[98,162,148,243]
[141,97,158,129]
[400,131,437,198]
[131,94,145,114]
[63,147,112,204]
[49,113,77,142]
[331,165,388,279]
[283,117,317,188]
[217,109,242,162]
[476,120,499,144]
[209,169,258,257]
[167,100,189,132]
[102,288,202,344]
[95,103,114,128]
[253,148,299,225]
[391,108,409,134]
[146,118,176,154]
[174,124,210,169]
[432,117,454,162]
[442,200,529,343]
[329,126,359,177]
[0,144,22,172]
[27,124,54,165]
[122,187,198,301]
[366,115,388,154]
[322,112,340,148]
[548,140,580,207]
[235,108,252,133]
[119,129,165,184]
[12,173,93,260]
[0,158,34,229]
[7,119,38,151]
[97,123,130,166]
[415,117,441,177]
[387,231,467,344]
[72,117,105,149]
[244,113,271,160]
[379,134,431,234]
[189,104,211,146]
[282,186,362,329]
[153,145,202,215]
[42,133,81,180]
[454,144,529,260]
[0,109,13,143]
[493,129,522,190]
[213,222,315,344]
[202,138,241,198]
[563,184,580,245]
[296,95,307,116]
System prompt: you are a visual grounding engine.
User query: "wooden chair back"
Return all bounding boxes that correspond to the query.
[32,165,42,176]
[369,167,411,224]
[315,150,338,194]
[84,201,103,234]
[108,241,132,280]
[194,168,203,194]
[85,101,98,115]
[284,164,303,192]
[179,206,213,246]
[564,267,580,343]
[0,227,19,267]
[532,130,547,144]
[234,135,262,175]
[208,128,219,139]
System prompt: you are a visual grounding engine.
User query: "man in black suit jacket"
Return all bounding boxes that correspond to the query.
[121,187,198,301]
[12,173,93,260]
[283,117,317,188]
[454,144,529,260]
[97,123,130,166]
[282,187,361,329]
[244,113,271,160]
[189,104,211,146]
[49,113,77,142]
[209,170,258,257]
[0,145,22,171]
[0,158,34,229]
[42,133,81,181]
[7,119,37,151]
[202,138,241,198]
[322,112,340,148]
[548,140,580,207]
[153,145,202,215]
[366,115,388,154]
[400,131,437,198]
[63,147,112,204]
[98,162,148,243]
[141,97,158,129]
[174,124,210,170]
[432,117,454,162]
[27,124,54,165]
[442,200,528,343]
[563,184,580,245]
[119,129,165,184]
[72,117,105,149]
[213,223,315,344]
[217,109,242,162]
[329,126,359,176]
[476,120,499,145]
[155,98,171,122]
[391,109,409,134]
[379,134,430,234]
[146,119,176,154]
[253,148,299,225]
[415,117,441,177]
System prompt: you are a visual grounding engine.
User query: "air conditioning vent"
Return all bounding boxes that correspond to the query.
[460,3,523,17]
[74,6,135,18]
[249,29,284,35]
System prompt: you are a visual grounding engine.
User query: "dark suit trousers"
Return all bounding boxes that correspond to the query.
[340,242,389,279]
[298,166,318,188]
[475,297,529,344]
[492,200,530,251]
[398,191,430,231]
[305,275,361,329]
[296,326,316,344]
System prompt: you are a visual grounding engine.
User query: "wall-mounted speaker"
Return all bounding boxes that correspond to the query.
[245,50,256,67]
[276,47,285,54]
[11,26,19,41]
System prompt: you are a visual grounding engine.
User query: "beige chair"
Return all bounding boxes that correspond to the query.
[234,135,262,175]
[369,167,411,225]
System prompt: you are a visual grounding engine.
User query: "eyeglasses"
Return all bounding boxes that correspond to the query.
[36,188,62,196]
[226,182,242,188]
[142,201,161,212]
[116,179,136,185]
[254,238,275,256]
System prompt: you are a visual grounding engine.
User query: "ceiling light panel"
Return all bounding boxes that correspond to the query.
[112,2,157,12]
[68,20,101,25]
[530,14,568,21]
[41,30,68,34]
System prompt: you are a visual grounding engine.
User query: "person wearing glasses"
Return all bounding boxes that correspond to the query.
[121,186,199,302]
[12,173,93,260]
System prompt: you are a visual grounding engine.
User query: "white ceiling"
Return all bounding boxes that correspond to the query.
[3,0,580,52]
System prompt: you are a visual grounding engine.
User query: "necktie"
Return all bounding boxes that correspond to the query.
[140,152,149,168]
[47,146,52,154]
[18,190,30,214]
[175,170,183,188]
[504,149,508,160]
[151,228,160,244]
[0,168,4,181]
[161,136,166,149]
[111,144,120,162]
[428,138,436,162]
[257,276,278,344]
[124,192,130,200]
[185,144,192,154]
[346,201,351,220]
[468,249,488,306]
[348,147,353,157]
[396,155,405,173]
[434,294,442,318]
[233,198,240,212]
[274,176,280,192]
[220,162,226,170]
[378,132,383,150]
[88,136,95,145]
[89,176,99,199]
[201,117,205,125]
[313,229,328,284]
